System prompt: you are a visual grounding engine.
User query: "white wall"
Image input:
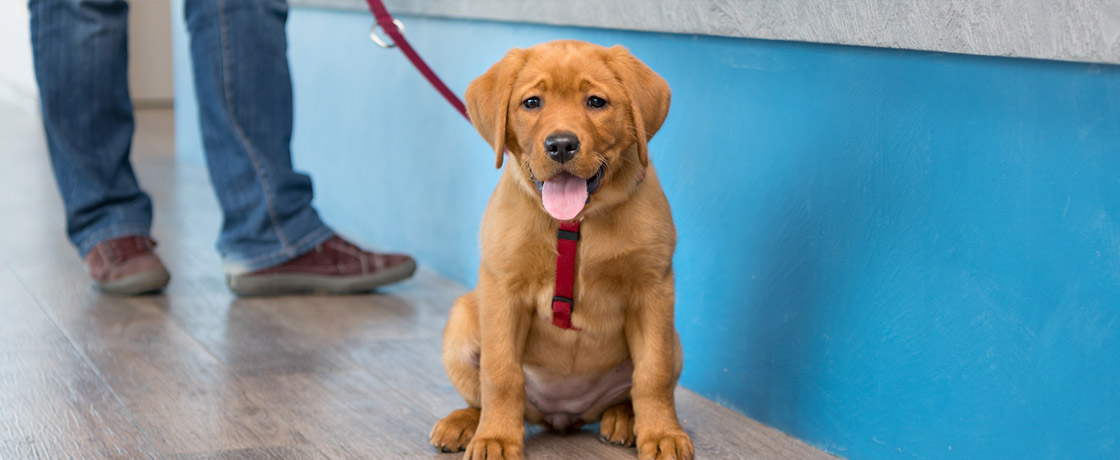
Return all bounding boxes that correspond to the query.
[0,1,174,111]
[129,0,174,106]
[0,2,37,111]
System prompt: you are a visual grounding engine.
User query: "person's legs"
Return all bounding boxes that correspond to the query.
[30,0,169,295]
[30,0,152,254]
[183,0,415,294]
[183,0,332,274]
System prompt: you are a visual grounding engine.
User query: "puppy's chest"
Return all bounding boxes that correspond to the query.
[532,272,625,327]
[504,244,633,331]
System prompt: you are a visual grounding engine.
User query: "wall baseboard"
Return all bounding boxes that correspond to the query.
[133,99,175,110]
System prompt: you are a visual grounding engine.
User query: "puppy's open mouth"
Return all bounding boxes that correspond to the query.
[531,164,606,221]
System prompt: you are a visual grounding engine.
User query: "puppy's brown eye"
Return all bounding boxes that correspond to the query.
[586,96,607,109]
[522,97,541,109]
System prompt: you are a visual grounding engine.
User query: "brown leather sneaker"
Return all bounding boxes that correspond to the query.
[226,236,417,296]
[84,236,171,295]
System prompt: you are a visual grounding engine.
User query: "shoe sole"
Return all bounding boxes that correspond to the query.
[95,269,171,296]
[226,258,418,296]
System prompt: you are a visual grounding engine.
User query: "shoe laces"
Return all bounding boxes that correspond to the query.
[102,236,156,264]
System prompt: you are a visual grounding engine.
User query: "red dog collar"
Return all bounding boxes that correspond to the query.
[550,168,647,330]
[552,220,580,330]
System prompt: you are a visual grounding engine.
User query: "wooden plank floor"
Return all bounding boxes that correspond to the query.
[0,99,837,460]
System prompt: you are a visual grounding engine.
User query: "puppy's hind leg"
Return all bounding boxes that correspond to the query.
[599,401,637,447]
[431,408,480,453]
[431,292,483,452]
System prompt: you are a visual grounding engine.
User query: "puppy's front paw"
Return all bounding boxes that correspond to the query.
[637,430,694,460]
[430,408,480,453]
[464,434,523,460]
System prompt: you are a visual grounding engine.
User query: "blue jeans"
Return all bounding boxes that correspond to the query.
[29,0,333,273]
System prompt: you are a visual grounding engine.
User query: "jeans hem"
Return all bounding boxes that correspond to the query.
[76,223,152,258]
[221,225,334,275]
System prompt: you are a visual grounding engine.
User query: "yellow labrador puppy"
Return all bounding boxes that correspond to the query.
[431,40,693,460]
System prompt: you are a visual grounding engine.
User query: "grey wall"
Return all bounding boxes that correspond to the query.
[297,0,1120,64]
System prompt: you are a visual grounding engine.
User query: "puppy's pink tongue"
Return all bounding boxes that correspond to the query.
[542,172,588,221]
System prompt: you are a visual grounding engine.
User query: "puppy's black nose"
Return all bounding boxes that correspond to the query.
[544,132,580,164]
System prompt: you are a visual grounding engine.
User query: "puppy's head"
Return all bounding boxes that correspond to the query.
[466,40,670,221]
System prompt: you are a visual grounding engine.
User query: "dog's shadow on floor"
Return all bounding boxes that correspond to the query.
[522,423,638,458]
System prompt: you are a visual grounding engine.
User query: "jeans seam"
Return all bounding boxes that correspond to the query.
[216,0,293,256]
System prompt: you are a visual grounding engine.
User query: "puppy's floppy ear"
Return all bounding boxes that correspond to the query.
[606,46,670,167]
[465,48,527,169]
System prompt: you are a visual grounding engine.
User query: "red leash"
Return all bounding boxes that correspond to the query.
[365,1,580,330]
[363,0,468,120]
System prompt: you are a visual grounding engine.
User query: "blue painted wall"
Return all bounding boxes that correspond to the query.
[172,6,1120,460]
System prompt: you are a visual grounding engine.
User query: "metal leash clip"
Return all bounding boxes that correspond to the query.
[369,19,405,49]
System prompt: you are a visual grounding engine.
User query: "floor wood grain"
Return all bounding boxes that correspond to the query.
[0,99,838,459]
